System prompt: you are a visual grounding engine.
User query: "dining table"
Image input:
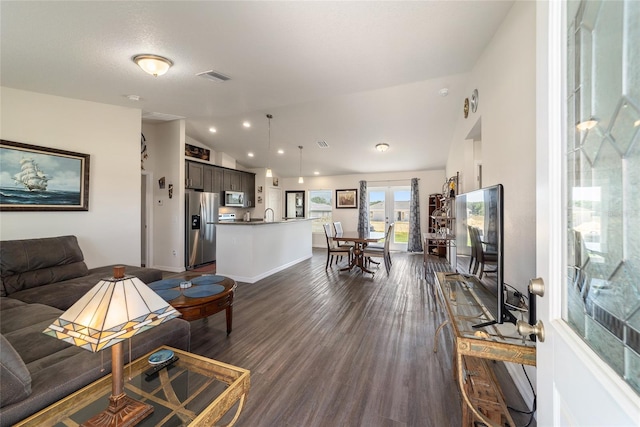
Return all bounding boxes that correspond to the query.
[333,230,384,274]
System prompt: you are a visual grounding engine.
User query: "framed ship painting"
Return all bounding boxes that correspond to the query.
[0,140,90,211]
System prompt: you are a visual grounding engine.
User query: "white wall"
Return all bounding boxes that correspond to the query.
[445,0,537,404]
[0,87,142,268]
[447,0,536,295]
[280,169,446,247]
[142,120,186,272]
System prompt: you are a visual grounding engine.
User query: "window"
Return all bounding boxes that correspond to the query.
[308,189,332,233]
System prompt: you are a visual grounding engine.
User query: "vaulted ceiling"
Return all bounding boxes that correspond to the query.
[1,1,514,177]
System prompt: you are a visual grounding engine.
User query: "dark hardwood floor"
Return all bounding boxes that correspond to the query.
[167,250,533,427]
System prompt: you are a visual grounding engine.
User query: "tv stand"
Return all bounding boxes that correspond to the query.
[433,272,536,427]
[472,309,518,329]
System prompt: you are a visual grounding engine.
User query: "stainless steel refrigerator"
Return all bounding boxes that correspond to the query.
[185,191,219,269]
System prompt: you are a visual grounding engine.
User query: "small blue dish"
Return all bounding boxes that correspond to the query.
[148,349,174,365]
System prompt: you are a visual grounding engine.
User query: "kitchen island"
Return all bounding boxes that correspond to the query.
[216,219,313,283]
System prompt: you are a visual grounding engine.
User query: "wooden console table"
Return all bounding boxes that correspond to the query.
[434,272,536,427]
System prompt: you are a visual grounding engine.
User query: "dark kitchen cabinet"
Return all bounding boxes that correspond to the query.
[185,161,204,190]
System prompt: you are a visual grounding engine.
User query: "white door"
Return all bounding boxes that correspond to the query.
[267,187,282,221]
[368,185,410,251]
[536,1,640,425]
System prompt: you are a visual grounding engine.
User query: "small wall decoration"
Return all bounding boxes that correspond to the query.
[158,177,165,189]
[185,143,210,161]
[257,196,263,204]
[0,139,90,211]
[257,185,263,193]
[273,177,279,187]
[141,133,147,170]
[336,189,357,209]
[168,184,173,199]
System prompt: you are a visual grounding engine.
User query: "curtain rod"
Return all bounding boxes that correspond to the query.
[367,178,418,184]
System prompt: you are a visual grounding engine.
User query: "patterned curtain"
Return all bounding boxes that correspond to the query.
[357,180,369,235]
[407,178,423,252]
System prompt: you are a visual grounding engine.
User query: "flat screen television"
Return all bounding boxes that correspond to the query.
[455,184,517,328]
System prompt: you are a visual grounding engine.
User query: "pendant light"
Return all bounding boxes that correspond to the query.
[298,145,304,184]
[266,114,273,178]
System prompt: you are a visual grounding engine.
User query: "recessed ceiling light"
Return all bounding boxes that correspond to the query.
[376,143,390,152]
[314,171,320,175]
[243,121,251,128]
[248,152,254,157]
[277,149,284,154]
[126,94,140,101]
[209,127,217,133]
[439,88,449,97]
[634,119,640,127]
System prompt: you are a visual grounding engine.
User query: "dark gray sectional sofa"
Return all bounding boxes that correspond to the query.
[0,236,190,426]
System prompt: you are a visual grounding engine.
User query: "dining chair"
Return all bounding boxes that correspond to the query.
[467,225,478,273]
[363,222,394,275]
[333,222,355,250]
[323,223,352,269]
[470,226,497,279]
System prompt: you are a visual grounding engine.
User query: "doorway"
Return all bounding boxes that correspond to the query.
[267,187,282,221]
[141,172,153,267]
[368,185,410,251]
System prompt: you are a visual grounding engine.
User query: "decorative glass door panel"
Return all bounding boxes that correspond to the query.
[368,186,410,251]
[565,0,640,395]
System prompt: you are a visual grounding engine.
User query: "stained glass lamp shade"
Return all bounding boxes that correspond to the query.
[43,266,180,427]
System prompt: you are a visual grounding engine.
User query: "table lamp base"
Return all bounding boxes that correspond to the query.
[81,393,153,427]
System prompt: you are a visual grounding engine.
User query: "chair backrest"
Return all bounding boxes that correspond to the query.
[323,223,336,248]
[333,221,344,234]
[383,223,394,254]
[468,226,478,258]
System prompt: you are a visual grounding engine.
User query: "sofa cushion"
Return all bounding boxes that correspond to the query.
[7,265,163,311]
[0,334,32,408]
[0,236,88,296]
[0,301,63,335]
[4,319,74,366]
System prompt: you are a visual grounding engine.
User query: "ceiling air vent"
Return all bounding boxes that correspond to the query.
[197,70,231,82]
[316,140,329,148]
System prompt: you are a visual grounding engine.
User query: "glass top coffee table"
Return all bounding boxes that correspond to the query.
[16,347,250,427]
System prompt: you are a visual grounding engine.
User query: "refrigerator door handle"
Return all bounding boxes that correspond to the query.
[200,200,205,237]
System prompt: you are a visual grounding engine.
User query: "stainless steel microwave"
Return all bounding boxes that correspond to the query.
[223,191,244,207]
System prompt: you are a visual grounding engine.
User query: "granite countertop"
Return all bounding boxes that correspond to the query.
[217,218,313,225]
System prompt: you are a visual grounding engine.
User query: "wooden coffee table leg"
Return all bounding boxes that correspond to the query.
[226,305,233,336]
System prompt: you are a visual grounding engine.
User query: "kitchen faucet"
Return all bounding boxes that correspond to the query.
[264,208,274,222]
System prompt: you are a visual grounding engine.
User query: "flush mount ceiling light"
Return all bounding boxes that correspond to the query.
[265,114,273,178]
[576,117,598,131]
[243,121,251,128]
[376,143,390,152]
[132,54,173,77]
[209,127,217,133]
